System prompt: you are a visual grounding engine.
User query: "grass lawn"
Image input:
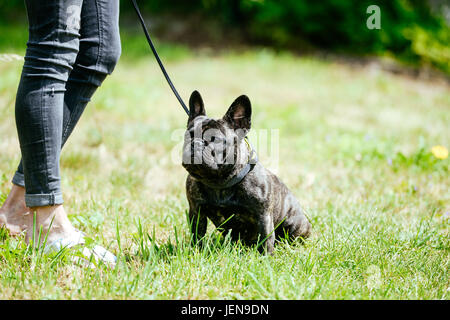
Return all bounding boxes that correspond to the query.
[0,31,449,299]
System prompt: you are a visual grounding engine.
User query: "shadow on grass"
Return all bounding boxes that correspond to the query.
[122,214,310,265]
[123,218,247,264]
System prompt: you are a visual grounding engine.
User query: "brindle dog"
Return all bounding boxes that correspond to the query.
[182,91,311,254]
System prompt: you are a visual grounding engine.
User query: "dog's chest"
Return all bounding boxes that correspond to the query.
[204,188,239,207]
[201,188,260,237]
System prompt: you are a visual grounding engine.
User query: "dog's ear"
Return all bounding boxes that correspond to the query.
[223,95,252,134]
[188,90,205,123]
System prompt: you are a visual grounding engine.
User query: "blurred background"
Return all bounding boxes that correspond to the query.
[0,0,449,76]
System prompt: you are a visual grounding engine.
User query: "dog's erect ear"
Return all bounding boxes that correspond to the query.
[223,95,252,133]
[188,90,205,122]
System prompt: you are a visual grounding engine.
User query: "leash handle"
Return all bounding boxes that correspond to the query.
[131,0,190,116]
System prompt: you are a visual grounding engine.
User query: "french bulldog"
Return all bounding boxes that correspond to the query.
[182,90,311,254]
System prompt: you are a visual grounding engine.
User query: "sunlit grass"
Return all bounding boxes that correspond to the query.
[0,33,449,299]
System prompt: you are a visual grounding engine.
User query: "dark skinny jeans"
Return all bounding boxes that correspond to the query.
[13,0,121,207]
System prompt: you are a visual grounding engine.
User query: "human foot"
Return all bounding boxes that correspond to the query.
[25,205,116,266]
[25,205,80,245]
[0,184,29,235]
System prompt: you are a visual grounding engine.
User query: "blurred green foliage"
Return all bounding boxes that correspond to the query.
[1,0,449,73]
[121,0,449,73]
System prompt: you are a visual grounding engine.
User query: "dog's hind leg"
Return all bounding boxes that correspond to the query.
[276,192,312,243]
[279,207,311,243]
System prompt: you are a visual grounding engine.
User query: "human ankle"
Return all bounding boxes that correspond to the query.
[27,205,75,243]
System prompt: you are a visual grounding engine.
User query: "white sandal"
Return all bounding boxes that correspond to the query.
[44,229,116,267]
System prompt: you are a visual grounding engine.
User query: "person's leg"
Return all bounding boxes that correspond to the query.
[1,0,121,240]
[61,0,121,144]
[26,0,121,244]
[11,0,121,186]
[0,0,83,242]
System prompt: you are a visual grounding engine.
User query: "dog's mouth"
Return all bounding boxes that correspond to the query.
[182,141,239,183]
[202,149,218,168]
[183,137,234,167]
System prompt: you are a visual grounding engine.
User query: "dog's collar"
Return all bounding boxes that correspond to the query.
[191,137,258,189]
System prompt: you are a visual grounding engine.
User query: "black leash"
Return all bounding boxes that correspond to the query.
[131,0,258,188]
[131,0,190,116]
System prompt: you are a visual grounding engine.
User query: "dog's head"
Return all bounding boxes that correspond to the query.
[182,90,252,184]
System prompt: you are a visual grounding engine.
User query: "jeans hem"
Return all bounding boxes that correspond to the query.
[25,193,64,207]
[12,171,26,188]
